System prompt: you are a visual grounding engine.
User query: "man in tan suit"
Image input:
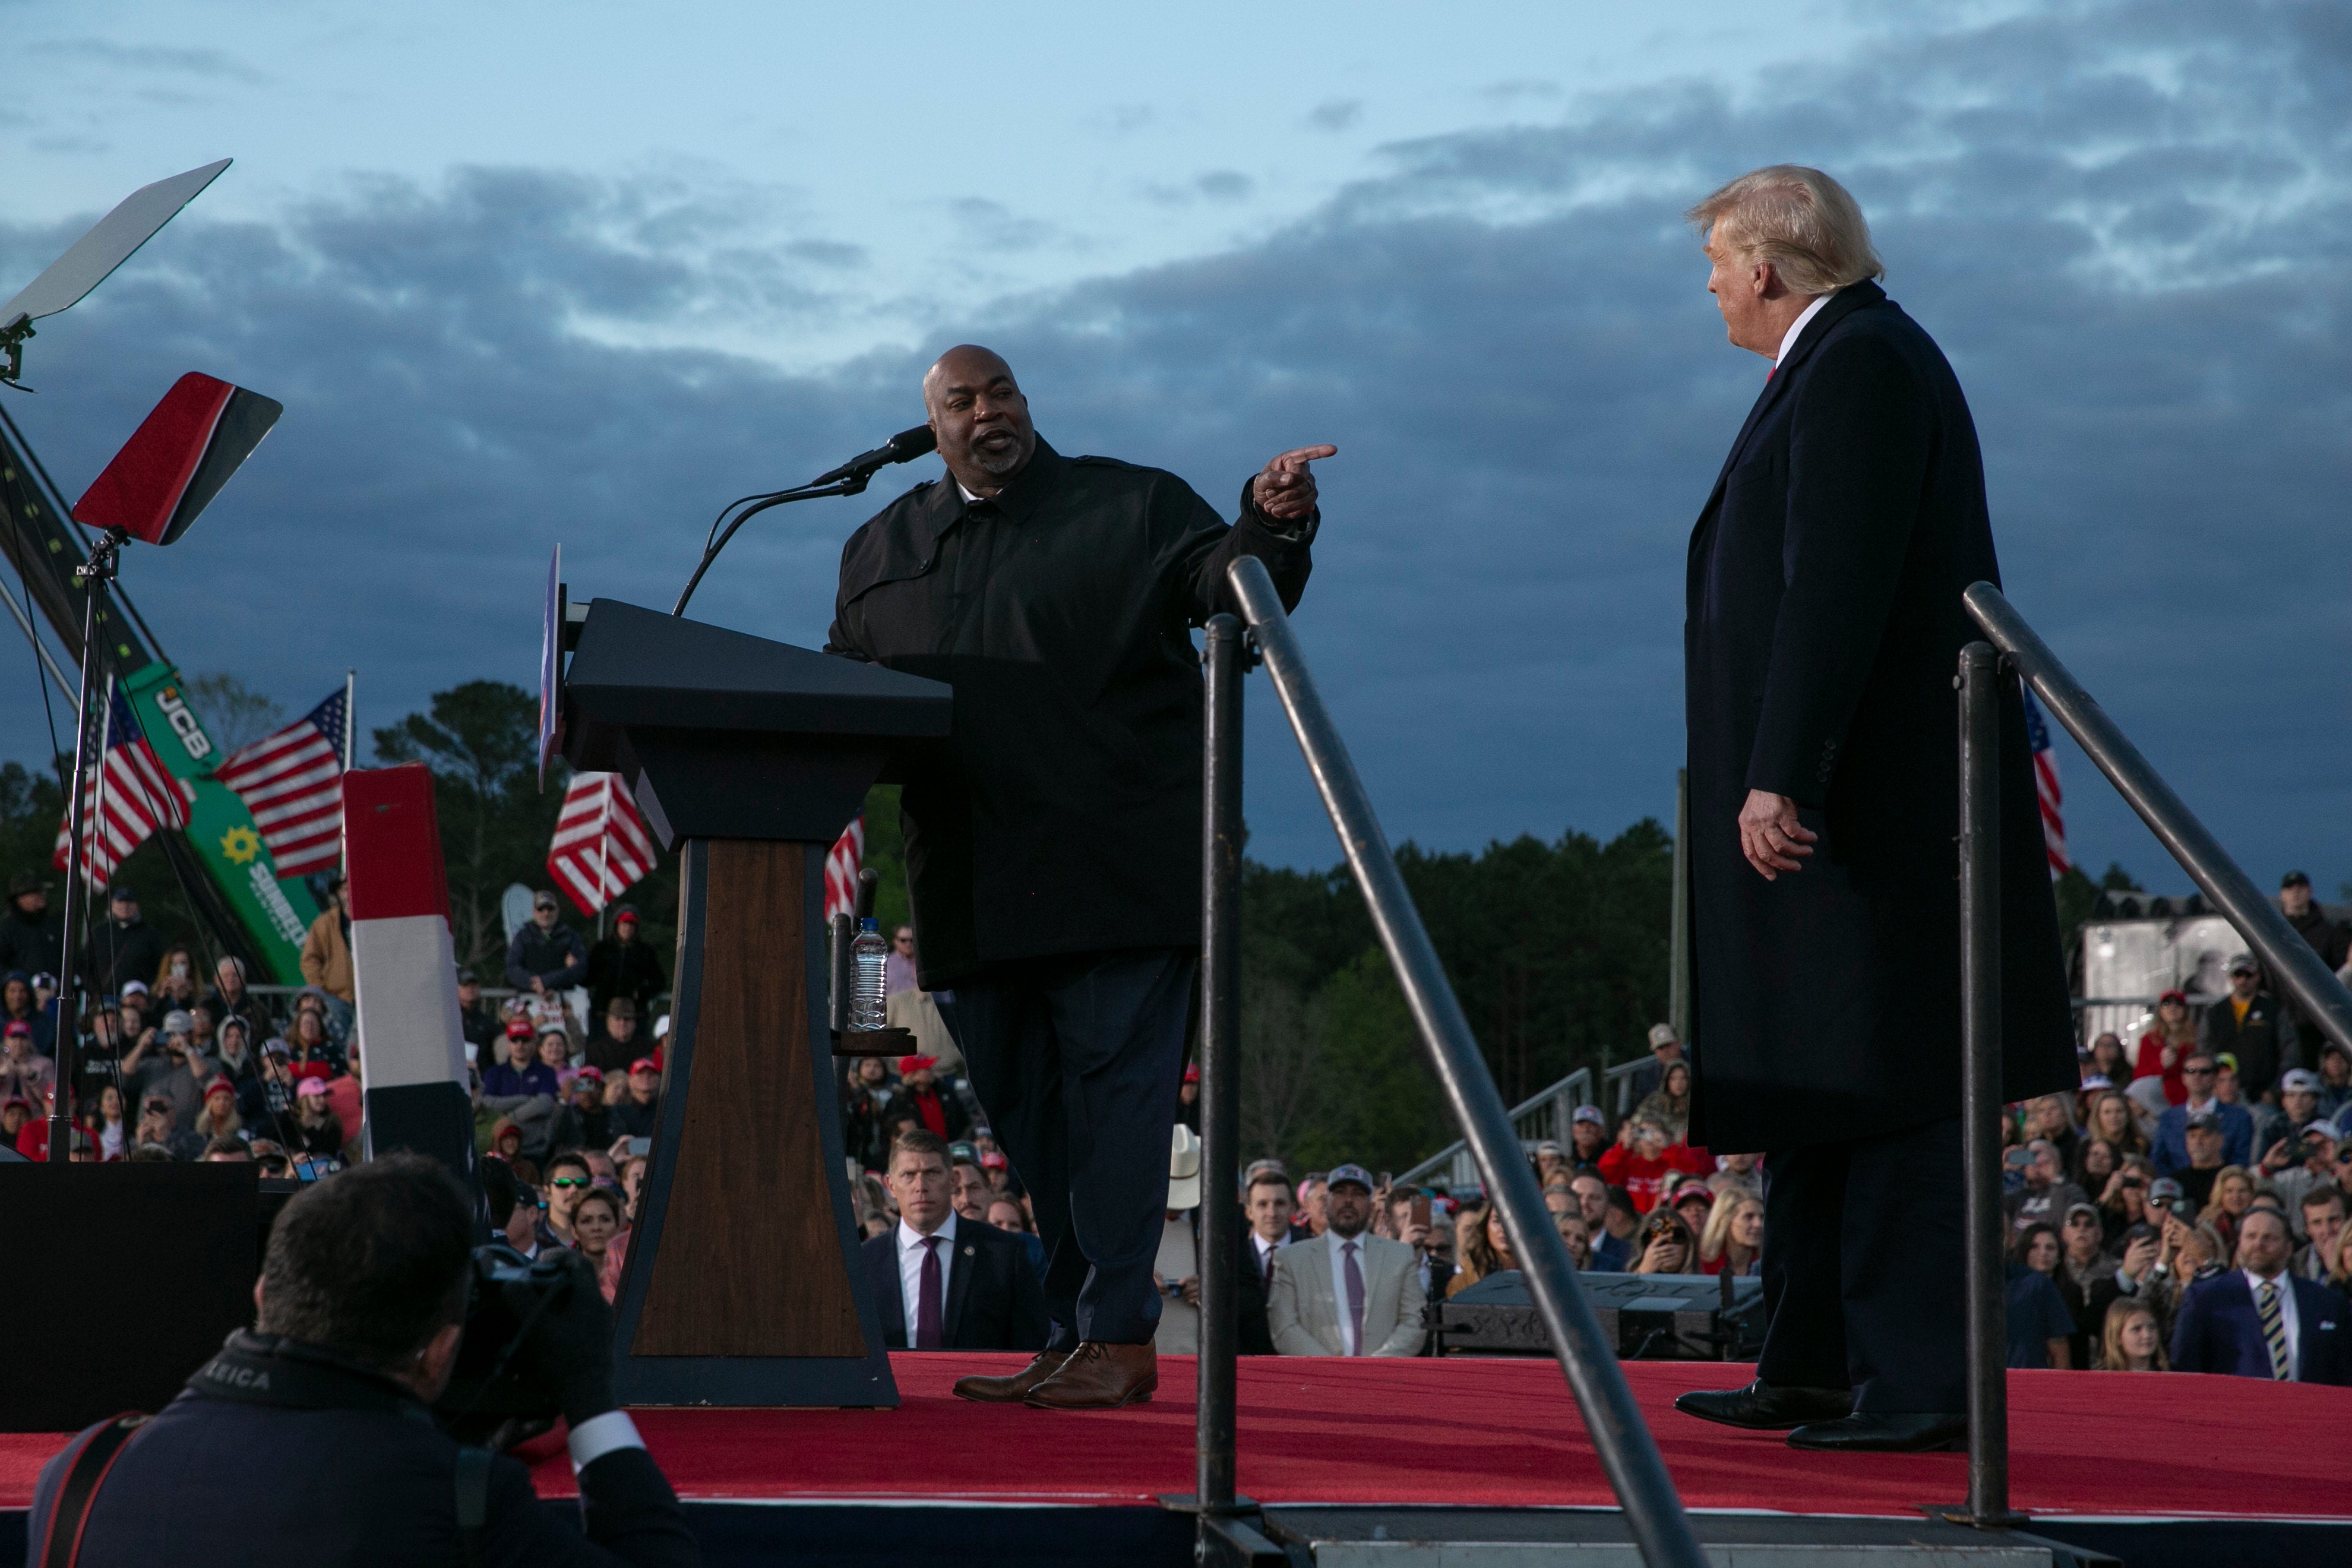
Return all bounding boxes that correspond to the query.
[1267,1165,1427,1356]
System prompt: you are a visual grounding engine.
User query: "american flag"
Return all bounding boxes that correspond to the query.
[214,688,350,877]
[52,687,197,887]
[548,771,657,916]
[2022,687,2068,877]
[823,814,864,921]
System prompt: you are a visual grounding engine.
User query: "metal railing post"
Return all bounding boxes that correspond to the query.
[1196,613,1245,1516]
[1954,643,2020,1528]
[1226,557,1706,1568]
[1964,581,2352,1057]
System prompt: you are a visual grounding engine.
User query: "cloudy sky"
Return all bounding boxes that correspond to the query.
[0,0,2344,890]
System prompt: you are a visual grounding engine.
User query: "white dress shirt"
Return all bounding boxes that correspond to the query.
[897,1212,958,1345]
[2246,1267,2300,1380]
[1775,291,1834,365]
[1326,1227,1371,1355]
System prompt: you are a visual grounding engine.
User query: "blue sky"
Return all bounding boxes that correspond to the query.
[0,0,2345,890]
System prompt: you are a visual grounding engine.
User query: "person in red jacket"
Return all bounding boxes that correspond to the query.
[1598,1117,1711,1213]
[2136,990,2197,1106]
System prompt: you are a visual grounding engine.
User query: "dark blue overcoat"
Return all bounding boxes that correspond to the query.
[1684,280,2075,1152]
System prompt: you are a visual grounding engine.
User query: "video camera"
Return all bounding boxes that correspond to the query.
[434,1244,579,1446]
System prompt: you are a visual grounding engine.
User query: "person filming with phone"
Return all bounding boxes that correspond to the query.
[26,1154,699,1566]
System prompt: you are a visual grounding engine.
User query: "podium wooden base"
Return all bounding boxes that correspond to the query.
[611,837,898,1406]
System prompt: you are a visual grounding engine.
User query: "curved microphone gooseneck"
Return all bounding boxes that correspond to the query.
[671,423,937,617]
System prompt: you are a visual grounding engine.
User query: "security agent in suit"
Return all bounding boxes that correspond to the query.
[1668,167,2073,1456]
[26,1153,698,1567]
[1267,1165,1428,1357]
[2170,1209,2351,1383]
[864,1127,1050,1352]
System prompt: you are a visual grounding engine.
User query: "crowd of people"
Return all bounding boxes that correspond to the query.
[7,863,2347,1385]
[839,883,2352,1384]
[0,876,672,1306]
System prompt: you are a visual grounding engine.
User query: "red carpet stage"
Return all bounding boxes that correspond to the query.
[4,1355,2344,1562]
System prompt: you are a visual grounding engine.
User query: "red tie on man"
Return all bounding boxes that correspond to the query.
[916,1235,943,1350]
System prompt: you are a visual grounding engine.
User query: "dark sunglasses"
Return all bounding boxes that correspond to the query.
[549,1176,592,1189]
[2182,1066,2216,1076]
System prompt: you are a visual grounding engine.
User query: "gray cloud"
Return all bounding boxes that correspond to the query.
[1307,99,1363,132]
[0,0,2342,890]
[27,38,268,84]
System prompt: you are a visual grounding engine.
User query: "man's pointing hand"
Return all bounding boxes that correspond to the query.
[1251,444,1337,522]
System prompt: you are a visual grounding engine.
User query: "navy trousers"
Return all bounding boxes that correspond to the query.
[1756,1115,1965,1413]
[935,948,1194,1347]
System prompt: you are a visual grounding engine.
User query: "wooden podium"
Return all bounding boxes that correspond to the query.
[557,598,951,1406]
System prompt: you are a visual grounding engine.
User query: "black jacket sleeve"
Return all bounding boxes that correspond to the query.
[1745,334,1934,805]
[482,1445,701,1567]
[1166,475,1317,625]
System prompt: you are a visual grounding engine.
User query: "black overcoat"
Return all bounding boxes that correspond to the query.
[827,439,1314,987]
[1684,280,2073,1153]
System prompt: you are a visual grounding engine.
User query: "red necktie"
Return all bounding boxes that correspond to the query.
[915,1235,943,1349]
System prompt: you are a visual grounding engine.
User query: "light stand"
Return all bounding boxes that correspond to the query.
[46,525,128,1163]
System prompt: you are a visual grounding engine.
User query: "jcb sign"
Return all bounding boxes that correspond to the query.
[154,686,213,760]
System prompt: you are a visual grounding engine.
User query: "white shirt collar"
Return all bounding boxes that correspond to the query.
[1775,292,1834,365]
[899,1211,957,1252]
[957,482,982,504]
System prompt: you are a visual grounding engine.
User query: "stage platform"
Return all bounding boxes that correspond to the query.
[3,1355,2343,1564]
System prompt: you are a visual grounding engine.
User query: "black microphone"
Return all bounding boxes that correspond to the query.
[809,423,937,487]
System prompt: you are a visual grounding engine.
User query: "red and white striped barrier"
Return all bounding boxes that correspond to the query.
[345,763,476,1186]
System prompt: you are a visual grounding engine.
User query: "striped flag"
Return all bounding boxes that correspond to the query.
[213,688,350,877]
[2022,688,2068,877]
[823,815,864,921]
[52,687,197,886]
[548,771,656,916]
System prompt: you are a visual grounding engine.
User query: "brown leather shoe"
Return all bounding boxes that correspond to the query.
[1022,1341,1156,1409]
[951,1350,1073,1403]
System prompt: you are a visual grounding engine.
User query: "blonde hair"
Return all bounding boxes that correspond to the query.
[1699,1192,1760,1267]
[2098,1297,2167,1371]
[1687,166,1884,294]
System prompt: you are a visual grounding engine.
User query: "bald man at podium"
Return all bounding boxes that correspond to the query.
[826,343,1333,1410]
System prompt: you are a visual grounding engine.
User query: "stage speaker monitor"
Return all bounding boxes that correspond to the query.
[0,1163,260,1431]
[559,597,951,1408]
[1434,1268,1763,1361]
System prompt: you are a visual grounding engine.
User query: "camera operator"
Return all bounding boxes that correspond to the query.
[27,1153,698,1566]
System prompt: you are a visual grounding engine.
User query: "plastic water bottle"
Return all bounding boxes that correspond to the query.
[851,917,889,1032]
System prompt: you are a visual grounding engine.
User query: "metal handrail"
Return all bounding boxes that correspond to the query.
[1393,1066,1594,1188]
[1965,583,2352,1055]
[1953,645,2022,1527]
[1225,556,1707,1568]
[1948,586,2352,1528]
[1607,1057,1648,1116]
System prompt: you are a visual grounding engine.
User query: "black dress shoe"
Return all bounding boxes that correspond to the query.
[1673,1380,1854,1430]
[1786,1412,1968,1453]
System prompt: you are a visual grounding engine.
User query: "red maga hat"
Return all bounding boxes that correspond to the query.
[629,1057,659,1075]
[899,1055,938,1076]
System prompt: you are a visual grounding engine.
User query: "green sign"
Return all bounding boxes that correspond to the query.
[121,662,321,983]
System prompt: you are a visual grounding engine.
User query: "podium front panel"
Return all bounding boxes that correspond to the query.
[611,836,897,1406]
